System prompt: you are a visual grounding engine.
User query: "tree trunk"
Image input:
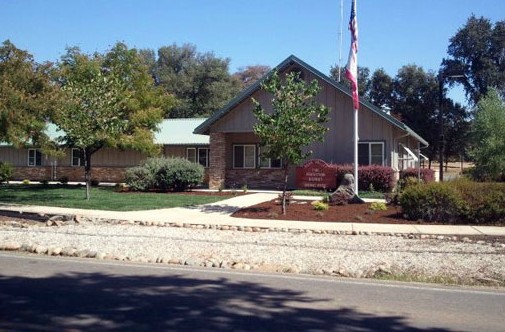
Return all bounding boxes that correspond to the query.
[84,149,92,201]
[281,164,289,215]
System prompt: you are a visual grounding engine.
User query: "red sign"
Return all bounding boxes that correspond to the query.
[295,159,336,190]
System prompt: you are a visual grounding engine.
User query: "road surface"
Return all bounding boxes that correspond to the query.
[0,252,504,331]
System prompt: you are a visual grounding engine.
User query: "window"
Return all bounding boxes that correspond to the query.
[71,148,84,166]
[358,142,385,166]
[186,148,209,168]
[233,145,256,168]
[28,149,42,166]
[198,148,209,168]
[186,148,197,163]
[259,146,282,168]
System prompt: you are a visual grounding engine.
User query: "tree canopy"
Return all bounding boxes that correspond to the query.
[253,71,329,214]
[53,42,174,199]
[0,40,57,148]
[442,15,505,105]
[141,44,241,118]
[233,65,271,89]
[471,88,505,181]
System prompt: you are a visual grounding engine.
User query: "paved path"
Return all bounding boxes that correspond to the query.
[1,193,504,236]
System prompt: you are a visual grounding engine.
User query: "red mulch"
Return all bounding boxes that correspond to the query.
[231,199,503,227]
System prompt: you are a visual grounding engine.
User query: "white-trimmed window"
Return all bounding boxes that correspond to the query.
[198,148,209,168]
[71,148,84,166]
[233,145,256,168]
[186,148,197,164]
[28,149,42,166]
[187,147,209,168]
[259,146,282,168]
[358,142,385,166]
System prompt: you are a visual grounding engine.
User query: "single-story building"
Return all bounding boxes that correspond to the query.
[194,55,428,189]
[1,55,428,189]
[0,118,209,183]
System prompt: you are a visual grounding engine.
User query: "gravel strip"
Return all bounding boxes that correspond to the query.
[1,219,504,286]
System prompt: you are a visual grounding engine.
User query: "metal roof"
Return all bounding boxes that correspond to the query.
[194,54,429,147]
[155,118,209,145]
[1,118,209,147]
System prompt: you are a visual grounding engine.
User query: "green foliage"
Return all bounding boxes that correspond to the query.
[470,88,505,181]
[143,43,241,118]
[125,157,204,192]
[252,70,329,214]
[442,15,505,105]
[400,168,435,183]
[0,40,57,148]
[370,201,387,211]
[311,201,329,211]
[22,179,30,185]
[53,42,174,199]
[400,182,466,223]
[0,162,13,183]
[452,179,505,224]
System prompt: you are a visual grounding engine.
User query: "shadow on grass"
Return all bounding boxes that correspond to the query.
[0,270,451,331]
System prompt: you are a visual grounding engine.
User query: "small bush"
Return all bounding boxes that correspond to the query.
[90,179,100,187]
[400,182,466,223]
[312,201,329,211]
[370,201,387,211]
[452,180,505,224]
[22,179,30,185]
[400,168,435,183]
[125,157,204,192]
[0,162,13,184]
[59,176,69,184]
[40,179,49,185]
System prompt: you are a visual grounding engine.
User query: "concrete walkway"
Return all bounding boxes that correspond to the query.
[1,193,504,236]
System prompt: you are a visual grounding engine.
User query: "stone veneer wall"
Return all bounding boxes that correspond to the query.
[226,169,286,189]
[208,132,226,189]
[13,167,127,182]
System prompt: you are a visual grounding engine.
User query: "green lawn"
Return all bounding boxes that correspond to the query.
[0,184,231,211]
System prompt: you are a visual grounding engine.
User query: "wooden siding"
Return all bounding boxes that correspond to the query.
[209,65,398,167]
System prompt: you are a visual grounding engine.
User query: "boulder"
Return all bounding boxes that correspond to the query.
[329,173,365,205]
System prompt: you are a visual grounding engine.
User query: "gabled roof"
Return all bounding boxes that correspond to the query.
[194,54,428,146]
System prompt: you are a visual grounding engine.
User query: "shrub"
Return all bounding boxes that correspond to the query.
[0,162,13,184]
[22,179,30,185]
[40,179,49,185]
[452,179,505,224]
[400,168,435,183]
[90,179,100,187]
[312,201,329,211]
[59,176,69,184]
[370,201,387,211]
[125,157,204,192]
[332,164,395,192]
[400,182,466,223]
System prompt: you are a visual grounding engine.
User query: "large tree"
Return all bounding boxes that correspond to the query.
[233,65,271,89]
[442,15,505,105]
[53,43,173,199]
[470,88,505,181]
[0,40,57,148]
[142,44,240,118]
[330,65,371,99]
[368,68,394,110]
[253,71,329,214]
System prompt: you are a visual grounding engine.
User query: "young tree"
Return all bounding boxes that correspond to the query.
[471,88,505,181]
[253,71,329,214]
[0,40,57,148]
[53,43,174,199]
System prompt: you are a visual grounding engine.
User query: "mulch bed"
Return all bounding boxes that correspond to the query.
[231,199,505,227]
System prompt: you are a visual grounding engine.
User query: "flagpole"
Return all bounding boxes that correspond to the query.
[354,108,359,194]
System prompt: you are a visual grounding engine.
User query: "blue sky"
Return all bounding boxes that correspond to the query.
[1,0,504,104]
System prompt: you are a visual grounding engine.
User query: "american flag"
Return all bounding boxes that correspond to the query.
[345,0,359,110]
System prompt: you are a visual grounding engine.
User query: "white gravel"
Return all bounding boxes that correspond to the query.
[1,221,504,285]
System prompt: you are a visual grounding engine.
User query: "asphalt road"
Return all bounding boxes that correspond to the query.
[0,253,504,332]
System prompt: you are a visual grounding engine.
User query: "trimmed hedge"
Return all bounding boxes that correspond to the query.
[400,168,435,183]
[332,164,395,192]
[125,157,204,192]
[400,179,505,224]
